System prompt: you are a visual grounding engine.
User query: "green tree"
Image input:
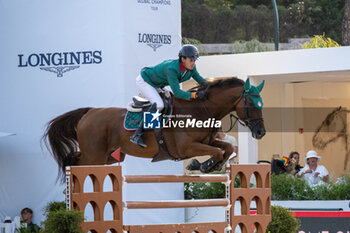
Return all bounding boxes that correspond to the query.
[233,0,270,8]
[232,5,257,41]
[312,0,344,43]
[182,0,344,43]
[256,4,274,41]
[182,1,214,42]
[212,6,236,42]
[204,0,235,10]
[278,1,321,41]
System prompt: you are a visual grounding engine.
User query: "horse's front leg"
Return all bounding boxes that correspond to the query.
[183,142,225,173]
[209,139,234,171]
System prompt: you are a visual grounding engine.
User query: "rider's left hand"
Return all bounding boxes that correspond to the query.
[192,90,206,100]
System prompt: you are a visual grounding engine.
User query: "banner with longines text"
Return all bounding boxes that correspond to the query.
[0,0,181,225]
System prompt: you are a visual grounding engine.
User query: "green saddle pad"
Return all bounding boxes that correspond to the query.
[123,106,172,131]
[124,111,142,130]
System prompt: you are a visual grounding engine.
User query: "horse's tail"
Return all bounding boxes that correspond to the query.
[43,107,92,182]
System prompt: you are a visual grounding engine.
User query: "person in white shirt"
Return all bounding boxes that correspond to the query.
[297,150,329,186]
[216,129,238,165]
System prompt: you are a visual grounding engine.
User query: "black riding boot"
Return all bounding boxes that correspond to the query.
[130,102,157,148]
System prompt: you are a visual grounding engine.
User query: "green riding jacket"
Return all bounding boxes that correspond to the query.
[141,59,206,100]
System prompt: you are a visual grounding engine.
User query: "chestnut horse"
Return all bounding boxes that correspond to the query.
[44,77,266,181]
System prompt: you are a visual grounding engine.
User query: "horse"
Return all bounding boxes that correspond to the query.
[313,106,350,170]
[43,77,266,181]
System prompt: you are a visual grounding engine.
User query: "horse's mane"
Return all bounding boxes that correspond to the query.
[188,77,244,92]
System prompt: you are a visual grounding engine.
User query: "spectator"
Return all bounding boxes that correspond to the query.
[286,151,303,175]
[296,150,329,186]
[216,128,238,165]
[21,208,40,232]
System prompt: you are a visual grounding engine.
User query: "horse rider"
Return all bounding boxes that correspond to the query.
[130,44,207,148]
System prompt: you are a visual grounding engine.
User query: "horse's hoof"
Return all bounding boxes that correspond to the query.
[212,160,224,171]
[199,158,215,173]
[186,159,200,171]
[199,164,211,173]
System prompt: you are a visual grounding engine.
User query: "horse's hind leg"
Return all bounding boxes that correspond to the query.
[76,132,109,166]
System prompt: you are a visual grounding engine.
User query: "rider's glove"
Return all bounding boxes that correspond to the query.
[191,90,206,100]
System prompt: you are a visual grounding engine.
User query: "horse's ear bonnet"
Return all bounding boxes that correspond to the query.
[244,78,265,111]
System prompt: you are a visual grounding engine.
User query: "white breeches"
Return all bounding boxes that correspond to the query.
[136,75,164,111]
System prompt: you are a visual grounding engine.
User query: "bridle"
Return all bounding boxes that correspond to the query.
[196,85,264,143]
[225,90,264,133]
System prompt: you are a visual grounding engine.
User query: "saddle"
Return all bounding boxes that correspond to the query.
[127,88,171,114]
[126,89,175,162]
[127,96,151,112]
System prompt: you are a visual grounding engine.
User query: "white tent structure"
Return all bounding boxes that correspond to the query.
[197,46,350,163]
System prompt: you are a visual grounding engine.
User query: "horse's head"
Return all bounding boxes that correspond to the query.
[313,106,346,149]
[235,78,266,139]
[189,77,266,139]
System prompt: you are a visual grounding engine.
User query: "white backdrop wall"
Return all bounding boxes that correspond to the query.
[0,0,182,226]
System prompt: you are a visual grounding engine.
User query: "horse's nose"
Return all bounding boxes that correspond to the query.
[256,128,266,139]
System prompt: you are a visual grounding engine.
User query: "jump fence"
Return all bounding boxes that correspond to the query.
[66,164,271,233]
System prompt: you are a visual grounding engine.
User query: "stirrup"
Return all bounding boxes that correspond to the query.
[130,134,147,148]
